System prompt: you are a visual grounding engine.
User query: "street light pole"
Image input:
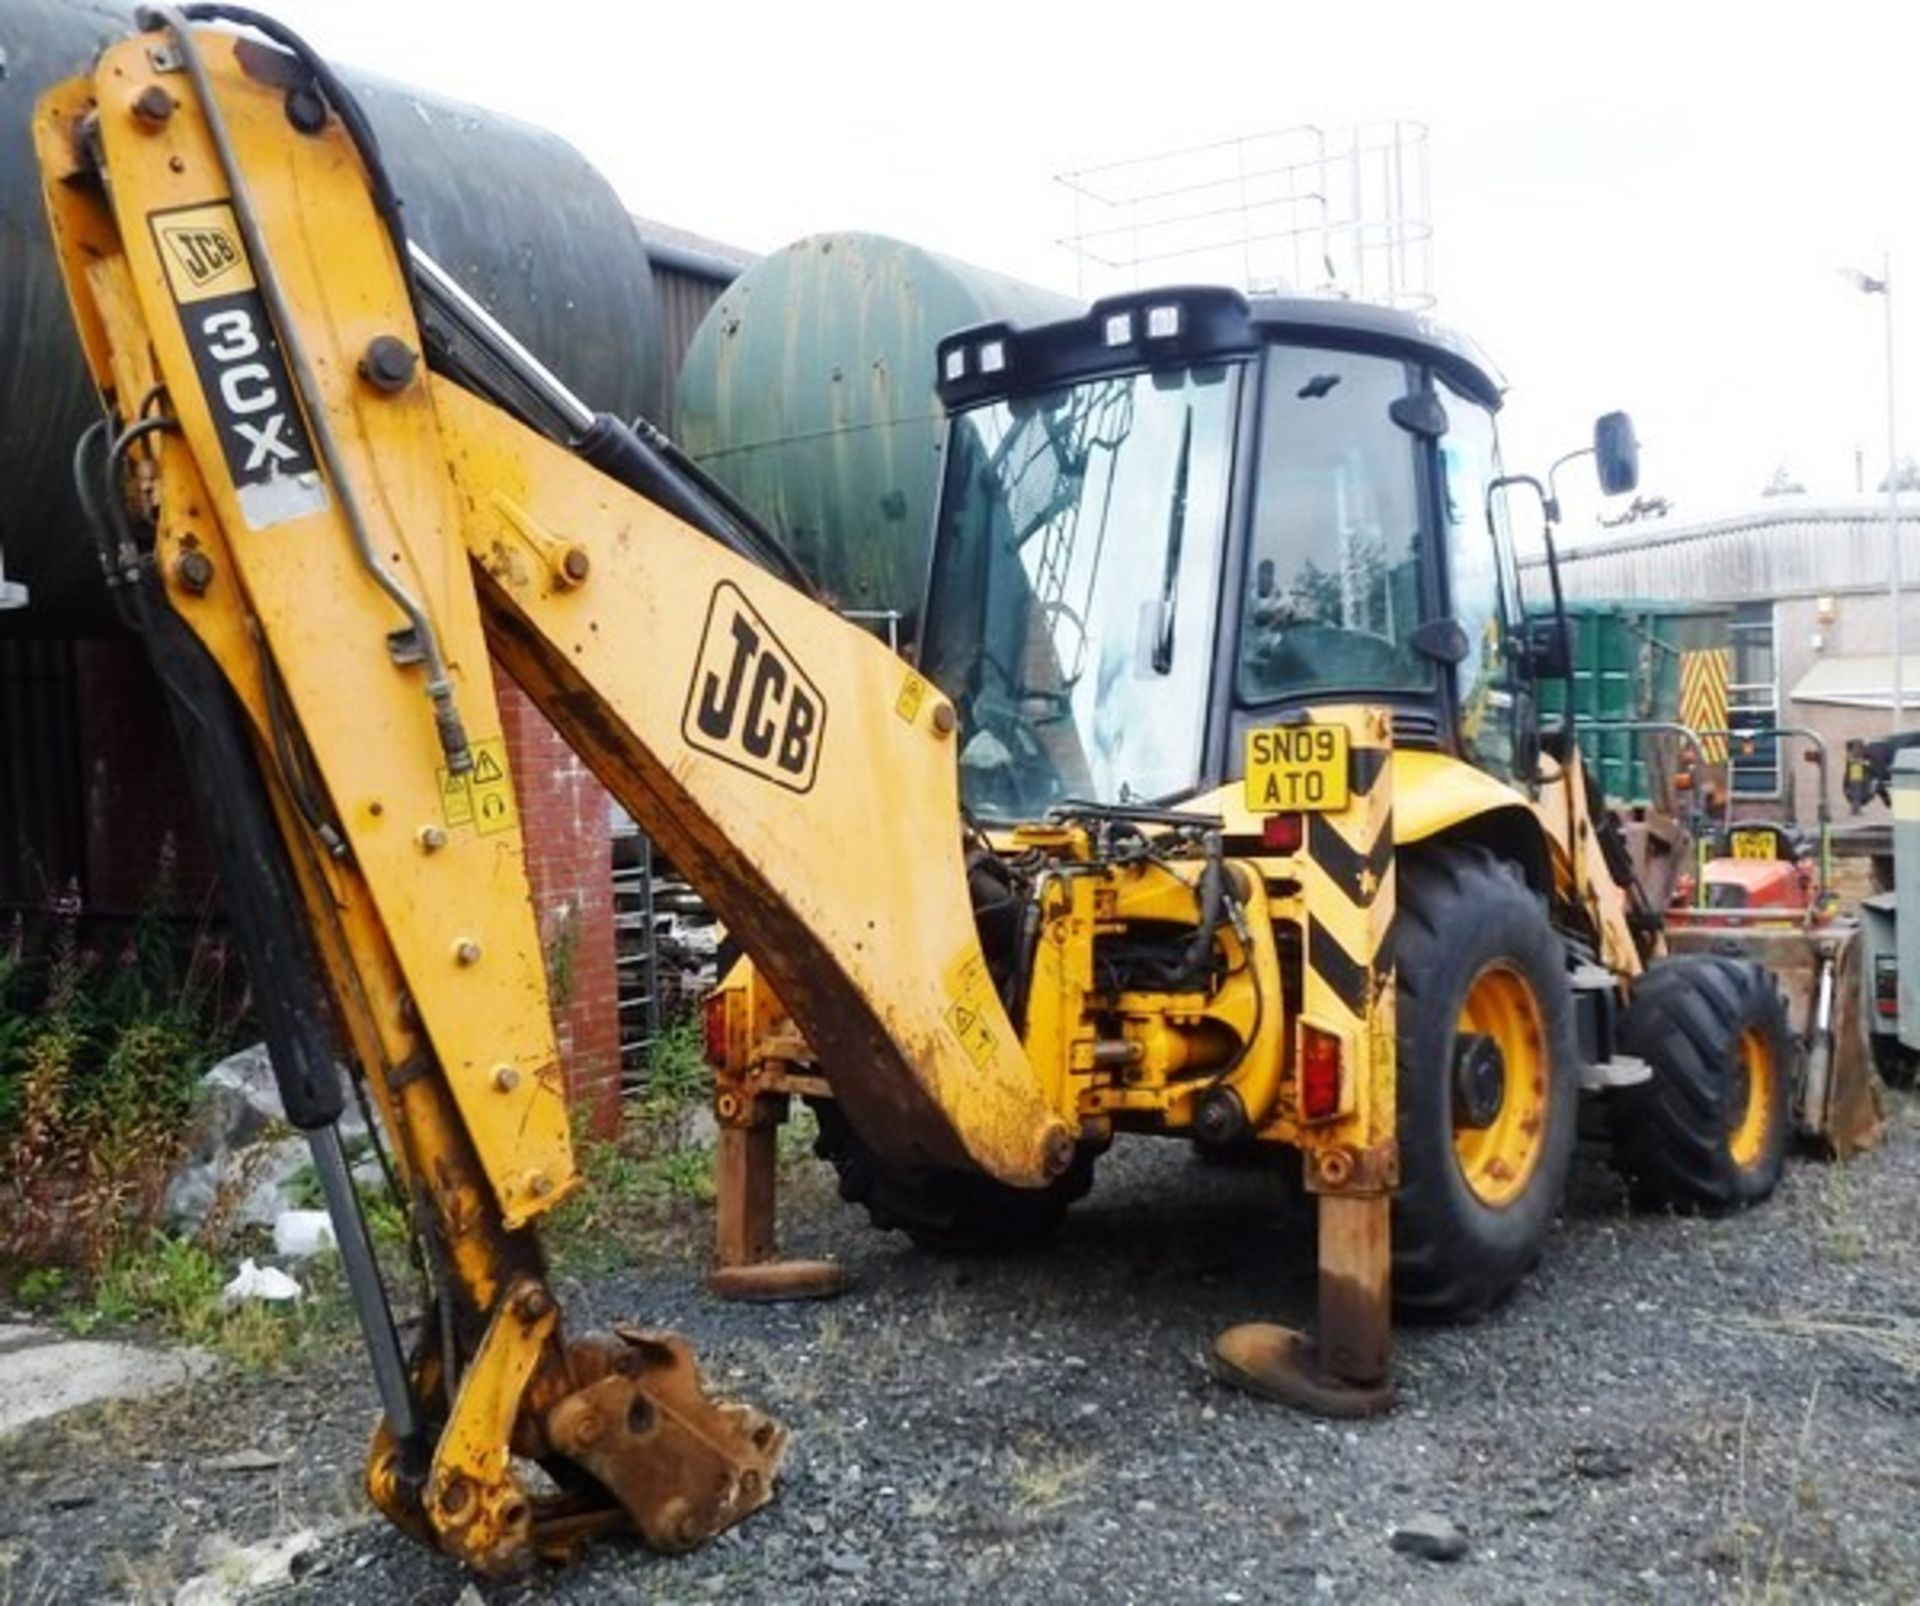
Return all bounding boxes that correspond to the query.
[1882,253,1902,732]
[1844,258,1902,731]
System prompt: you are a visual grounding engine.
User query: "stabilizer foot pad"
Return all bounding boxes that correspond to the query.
[1209,1322,1395,1419]
[706,1259,850,1303]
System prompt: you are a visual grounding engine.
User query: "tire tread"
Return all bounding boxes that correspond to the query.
[1611,954,1791,1212]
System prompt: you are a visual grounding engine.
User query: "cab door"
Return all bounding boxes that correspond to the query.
[1433,376,1533,787]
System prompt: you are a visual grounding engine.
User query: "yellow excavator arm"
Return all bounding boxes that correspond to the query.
[35,5,1070,1572]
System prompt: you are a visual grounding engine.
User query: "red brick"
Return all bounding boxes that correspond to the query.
[494,668,621,1139]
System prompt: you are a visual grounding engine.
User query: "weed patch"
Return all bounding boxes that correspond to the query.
[542,1024,723,1276]
[24,1228,369,1370]
[0,858,244,1270]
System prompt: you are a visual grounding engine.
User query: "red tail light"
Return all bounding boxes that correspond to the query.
[1299,1025,1343,1121]
[1261,812,1304,854]
[703,993,731,1067]
[1876,958,1899,1019]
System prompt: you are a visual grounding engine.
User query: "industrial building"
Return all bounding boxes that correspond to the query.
[1552,497,1920,823]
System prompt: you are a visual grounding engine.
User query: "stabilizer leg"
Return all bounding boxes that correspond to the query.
[707,1088,846,1303]
[1211,1191,1394,1418]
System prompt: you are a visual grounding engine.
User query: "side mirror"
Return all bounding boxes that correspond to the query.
[1389,391,1449,439]
[1523,614,1571,679]
[1594,411,1640,496]
[1408,616,1470,665]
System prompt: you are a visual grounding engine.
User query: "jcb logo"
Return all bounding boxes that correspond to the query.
[683,582,826,793]
[162,224,242,289]
[151,204,257,303]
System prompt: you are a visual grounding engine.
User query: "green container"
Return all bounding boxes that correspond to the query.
[673,233,1077,632]
[1539,601,1730,803]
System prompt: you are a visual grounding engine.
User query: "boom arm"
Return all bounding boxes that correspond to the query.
[36,8,1067,1572]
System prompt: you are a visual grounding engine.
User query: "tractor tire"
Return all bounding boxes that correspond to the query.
[1393,846,1580,1321]
[1611,954,1792,1212]
[809,1101,1097,1254]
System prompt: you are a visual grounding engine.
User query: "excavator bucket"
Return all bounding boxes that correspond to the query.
[1795,925,1884,1158]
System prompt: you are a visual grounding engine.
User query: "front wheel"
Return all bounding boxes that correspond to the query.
[1611,954,1792,1211]
[1392,846,1580,1321]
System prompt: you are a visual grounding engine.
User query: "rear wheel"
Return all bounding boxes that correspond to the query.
[810,1101,1097,1253]
[1611,954,1792,1211]
[1393,846,1580,1321]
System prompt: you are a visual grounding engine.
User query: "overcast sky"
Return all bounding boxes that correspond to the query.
[270,0,1918,536]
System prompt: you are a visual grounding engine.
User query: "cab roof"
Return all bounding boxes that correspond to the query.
[936,285,1506,414]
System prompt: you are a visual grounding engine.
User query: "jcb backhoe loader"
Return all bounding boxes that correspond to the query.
[34,5,1795,1577]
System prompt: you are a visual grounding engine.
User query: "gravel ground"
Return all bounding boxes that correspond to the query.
[6,1098,1920,1604]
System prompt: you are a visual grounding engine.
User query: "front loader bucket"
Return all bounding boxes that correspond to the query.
[1666,920,1885,1158]
[1800,926,1884,1158]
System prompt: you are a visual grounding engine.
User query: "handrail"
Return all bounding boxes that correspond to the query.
[1575,719,1835,911]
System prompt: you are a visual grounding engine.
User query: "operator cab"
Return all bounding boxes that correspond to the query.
[920,287,1534,822]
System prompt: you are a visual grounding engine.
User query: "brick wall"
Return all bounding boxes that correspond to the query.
[57,640,621,1136]
[492,668,622,1138]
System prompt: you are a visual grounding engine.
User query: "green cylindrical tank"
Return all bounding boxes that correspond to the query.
[673,233,1077,632]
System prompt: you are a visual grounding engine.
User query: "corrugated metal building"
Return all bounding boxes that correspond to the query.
[631,216,757,419]
[1545,498,1920,820]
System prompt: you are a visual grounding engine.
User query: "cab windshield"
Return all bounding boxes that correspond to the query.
[921,364,1238,821]
[1239,346,1434,702]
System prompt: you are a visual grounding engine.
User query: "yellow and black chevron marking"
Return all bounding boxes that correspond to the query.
[1297,708,1396,1136]
[1680,647,1730,764]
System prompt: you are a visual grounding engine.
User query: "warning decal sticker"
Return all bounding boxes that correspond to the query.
[941,948,1003,1073]
[438,738,517,836]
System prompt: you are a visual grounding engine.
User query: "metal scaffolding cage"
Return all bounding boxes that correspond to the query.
[1055,123,1435,310]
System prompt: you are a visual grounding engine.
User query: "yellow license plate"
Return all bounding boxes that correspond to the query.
[1245,724,1350,812]
[1730,829,1775,860]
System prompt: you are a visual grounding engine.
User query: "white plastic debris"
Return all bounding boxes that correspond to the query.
[222,1257,303,1305]
[272,1209,337,1260]
[175,1528,321,1605]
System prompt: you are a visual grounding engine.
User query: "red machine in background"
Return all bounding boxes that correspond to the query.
[1660,727,1878,1156]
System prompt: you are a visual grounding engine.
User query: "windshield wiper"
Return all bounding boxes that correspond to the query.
[1152,406,1193,674]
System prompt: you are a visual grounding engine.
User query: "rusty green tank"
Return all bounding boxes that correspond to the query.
[673,232,1076,639]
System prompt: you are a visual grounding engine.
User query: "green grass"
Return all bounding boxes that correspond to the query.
[538,1022,726,1276]
[13,1265,70,1311]
[87,1235,225,1340]
[543,1130,716,1277]
[635,1019,707,1115]
[21,1230,358,1369]
[7,1159,416,1370]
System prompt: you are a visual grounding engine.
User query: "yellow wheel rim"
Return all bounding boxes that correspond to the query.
[1451,963,1550,1209]
[1728,1025,1777,1171]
